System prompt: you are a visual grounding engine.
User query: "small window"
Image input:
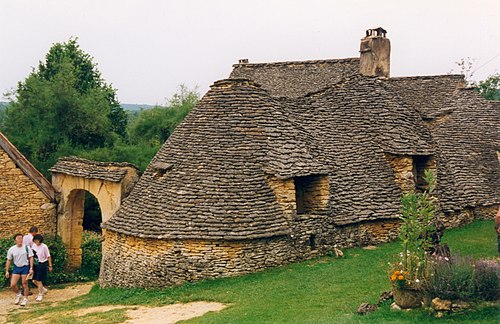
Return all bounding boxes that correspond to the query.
[413,156,432,191]
[294,175,329,215]
[309,235,317,250]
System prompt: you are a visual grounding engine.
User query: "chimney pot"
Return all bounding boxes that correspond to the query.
[239,59,249,64]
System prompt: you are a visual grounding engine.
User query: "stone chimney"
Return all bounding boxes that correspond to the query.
[359,27,391,78]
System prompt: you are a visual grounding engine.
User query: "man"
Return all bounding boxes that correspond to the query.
[23,226,38,248]
[5,233,34,306]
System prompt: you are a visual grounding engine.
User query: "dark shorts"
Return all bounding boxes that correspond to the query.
[12,265,30,275]
[34,262,48,283]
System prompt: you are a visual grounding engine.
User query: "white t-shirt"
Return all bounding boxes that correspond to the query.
[32,243,51,263]
[23,234,34,248]
[7,245,34,267]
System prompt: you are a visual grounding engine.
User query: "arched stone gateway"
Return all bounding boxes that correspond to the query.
[50,157,139,269]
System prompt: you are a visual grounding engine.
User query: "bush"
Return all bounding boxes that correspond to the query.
[474,259,499,301]
[424,255,499,301]
[425,255,475,300]
[80,231,102,278]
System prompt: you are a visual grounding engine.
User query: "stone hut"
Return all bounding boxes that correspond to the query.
[100,28,499,288]
[0,131,56,237]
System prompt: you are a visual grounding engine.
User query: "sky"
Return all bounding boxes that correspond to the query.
[1,0,499,105]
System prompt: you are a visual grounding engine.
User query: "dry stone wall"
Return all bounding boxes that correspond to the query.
[100,202,496,288]
[100,217,401,288]
[99,230,292,288]
[0,148,56,237]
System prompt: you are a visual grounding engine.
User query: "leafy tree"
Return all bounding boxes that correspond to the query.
[0,103,6,129]
[453,57,500,101]
[128,85,199,147]
[3,38,126,174]
[476,73,500,101]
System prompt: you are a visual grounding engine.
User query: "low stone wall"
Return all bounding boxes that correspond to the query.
[99,230,292,288]
[99,217,401,288]
[440,204,498,228]
[99,204,496,288]
[0,149,56,238]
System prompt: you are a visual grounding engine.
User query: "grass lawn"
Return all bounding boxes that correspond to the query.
[8,220,499,323]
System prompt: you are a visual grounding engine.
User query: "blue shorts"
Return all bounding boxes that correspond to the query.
[12,265,30,275]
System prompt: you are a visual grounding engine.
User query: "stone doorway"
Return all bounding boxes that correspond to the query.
[50,157,139,269]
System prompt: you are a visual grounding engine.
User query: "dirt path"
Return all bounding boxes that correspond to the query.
[0,282,94,323]
[0,283,226,324]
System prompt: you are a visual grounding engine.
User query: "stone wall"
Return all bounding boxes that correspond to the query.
[0,148,56,238]
[99,216,401,288]
[440,204,498,228]
[99,230,292,288]
[99,202,496,288]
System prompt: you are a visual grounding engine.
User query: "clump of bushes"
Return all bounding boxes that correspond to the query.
[80,231,102,278]
[2,232,102,286]
[425,255,499,301]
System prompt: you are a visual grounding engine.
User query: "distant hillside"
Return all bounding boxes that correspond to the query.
[121,103,155,111]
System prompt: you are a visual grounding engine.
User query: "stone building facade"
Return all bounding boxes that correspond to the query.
[0,132,56,237]
[96,28,497,288]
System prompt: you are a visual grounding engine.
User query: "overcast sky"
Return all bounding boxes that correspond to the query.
[1,0,499,105]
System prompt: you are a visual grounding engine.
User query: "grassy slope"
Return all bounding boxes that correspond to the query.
[9,220,499,323]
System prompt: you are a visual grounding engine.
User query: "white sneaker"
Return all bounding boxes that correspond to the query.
[41,287,48,295]
[20,297,28,306]
[14,294,22,305]
[36,294,43,302]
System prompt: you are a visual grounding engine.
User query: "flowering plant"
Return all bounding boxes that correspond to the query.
[390,170,436,290]
[390,269,409,289]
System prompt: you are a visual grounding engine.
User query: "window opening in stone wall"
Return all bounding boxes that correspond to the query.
[413,155,431,192]
[309,234,317,250]
[294,175,329,215]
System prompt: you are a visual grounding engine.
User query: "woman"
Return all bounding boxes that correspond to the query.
[31,234,52,301]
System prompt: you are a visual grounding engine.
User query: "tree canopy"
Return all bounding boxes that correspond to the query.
[3,38,127,173]
[476,73,500,101]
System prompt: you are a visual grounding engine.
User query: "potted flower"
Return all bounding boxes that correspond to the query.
[390,170,436,308]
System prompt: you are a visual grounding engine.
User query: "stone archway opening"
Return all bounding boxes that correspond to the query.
[83,192,102,233]
[63,189,103,269]
[50,157,139,269]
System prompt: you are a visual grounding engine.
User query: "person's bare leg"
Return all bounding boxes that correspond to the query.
[33,279,43,294]
[10,274,20,294]
[21,275,29,297]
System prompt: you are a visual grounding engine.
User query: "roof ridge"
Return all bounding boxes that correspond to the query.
[0,131,56,201]
[51,156,139,170]
[389,74,465,81]
[232,57,359,68]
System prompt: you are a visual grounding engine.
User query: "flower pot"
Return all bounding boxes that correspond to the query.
[392,287,424,308]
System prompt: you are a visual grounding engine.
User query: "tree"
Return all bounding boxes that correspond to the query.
[3,38,127,173]
[476,73,500,101]
[128,85,199,147]
[453,57,500,101]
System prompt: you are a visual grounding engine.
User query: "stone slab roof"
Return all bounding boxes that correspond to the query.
[0,131,55,201]
[50,156,139,182]
[104,75,453,238]
[104,56,498,240]
[230,58,360,98]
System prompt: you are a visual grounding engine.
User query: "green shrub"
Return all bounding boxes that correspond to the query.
[80,231,102,278]
[425,255,476,300]
[474,259,499,301]
[425,255,499,301]
[1,237,14,287]
[390,170,436,289]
